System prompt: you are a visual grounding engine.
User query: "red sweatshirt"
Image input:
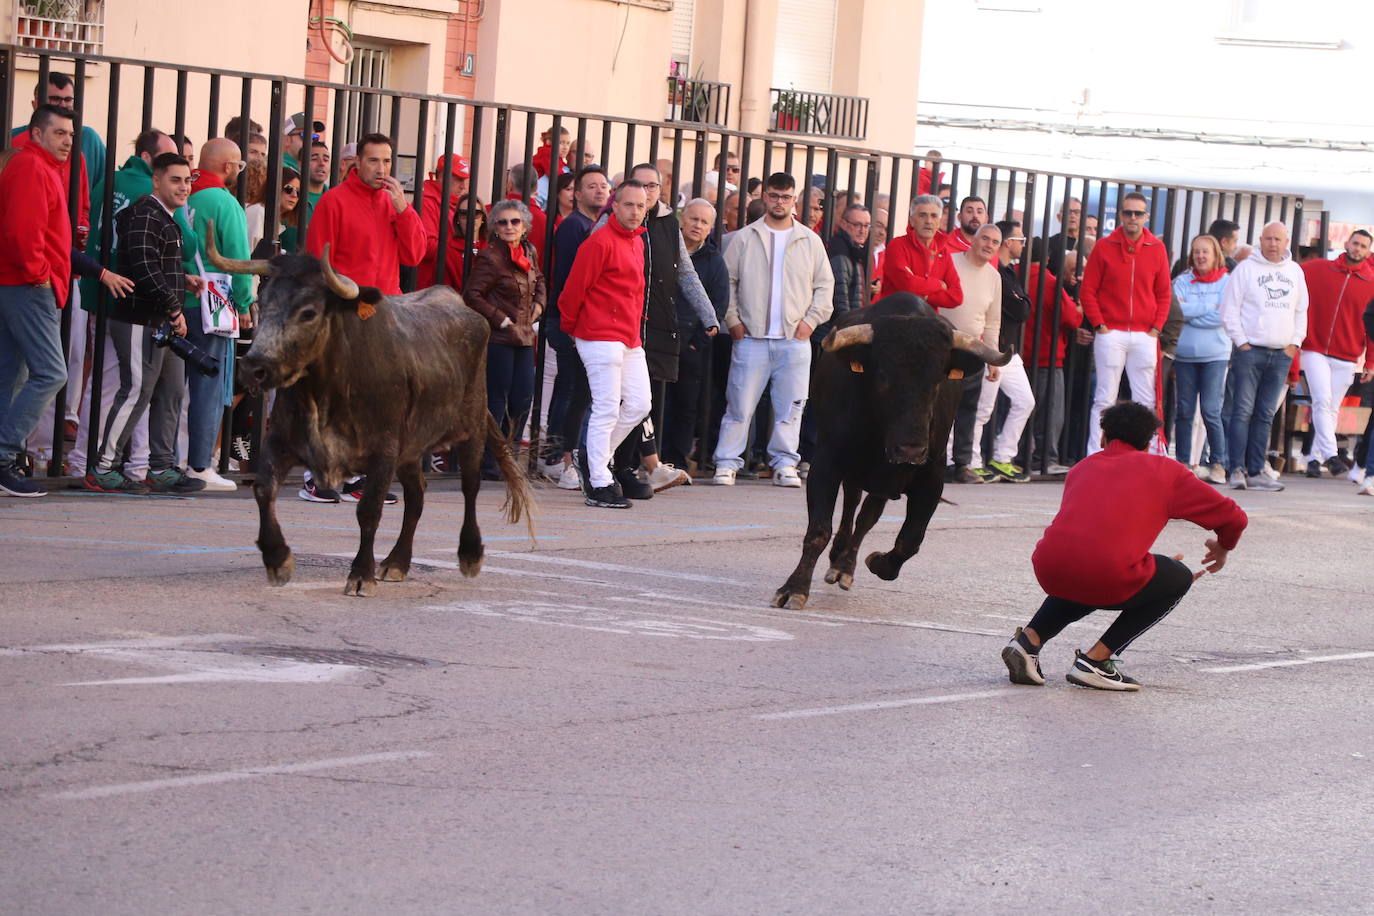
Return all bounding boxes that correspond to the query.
[306,170,426,294]
[1033,439,1247,606]
[1080,227,1171,333]
[10,129,89,242]
[0,144,73,307]
[1023,263,1082,368]
[880,229,963,309]
[416,178,464,286]
[559,218,647,346]
[1300,254,1374,364]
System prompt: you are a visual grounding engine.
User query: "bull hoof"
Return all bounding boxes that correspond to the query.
[344,576,378,597]
[264,553,295,586]
[824,567,854,590]
[771,588,808,610]
[378,563,408,582]
[457,549,484,578]
[865,551,900,581]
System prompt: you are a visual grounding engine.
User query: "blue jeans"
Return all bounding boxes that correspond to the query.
[1226,345,1289,476]
[1173,359,1227,467]
[712,337,811,471]
[183,302,233,470]
[0,285,66,466]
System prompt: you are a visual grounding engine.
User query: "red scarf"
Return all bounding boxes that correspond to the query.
[509,241,532,274]
[1190,266,1226,284]
[190,169,229,195]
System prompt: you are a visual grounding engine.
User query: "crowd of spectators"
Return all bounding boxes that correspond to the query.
[3,74,1373,508]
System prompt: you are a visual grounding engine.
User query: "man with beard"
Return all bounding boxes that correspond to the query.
[943,196,987,253]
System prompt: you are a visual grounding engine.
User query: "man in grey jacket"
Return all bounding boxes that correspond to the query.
[712,172,834,488]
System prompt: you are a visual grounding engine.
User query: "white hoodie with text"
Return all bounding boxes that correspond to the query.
[1220,249,1308,350]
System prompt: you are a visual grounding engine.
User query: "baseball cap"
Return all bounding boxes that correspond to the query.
[340,142,357,160]
[284,112,325,136]
[435,154,471,179]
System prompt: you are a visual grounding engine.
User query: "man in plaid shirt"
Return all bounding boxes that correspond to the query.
[84,152,206,494]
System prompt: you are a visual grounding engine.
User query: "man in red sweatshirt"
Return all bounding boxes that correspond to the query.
[559,179,650,509]
[1001,401,1247,690]
[1080,191,1171,455]
[415,153,469,287]
[1299,229,1374,477]
[307,132,425,294]
[880,194,962,309]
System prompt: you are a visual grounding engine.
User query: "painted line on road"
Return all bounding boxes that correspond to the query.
[0,533,246,554]
[755,688,1021,720]
[486,550,752,586]
[1200,651,1374,674]
[48,750,433,800]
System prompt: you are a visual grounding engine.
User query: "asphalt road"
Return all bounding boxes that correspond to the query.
[3,470,1372,914]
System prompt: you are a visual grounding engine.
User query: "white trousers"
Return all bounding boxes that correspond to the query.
[576,338,651,488]
[1087,330,1157,455]
[969,353,1035,467]
[1300,349,1356,463]
[29,290,89,461]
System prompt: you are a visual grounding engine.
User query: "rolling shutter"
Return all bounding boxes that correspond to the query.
[772,0,837,92]
[671,0,696,71]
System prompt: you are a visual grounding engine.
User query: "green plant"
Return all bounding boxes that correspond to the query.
[771,89,814,122]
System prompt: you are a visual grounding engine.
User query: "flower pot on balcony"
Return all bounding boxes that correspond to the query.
[775,113,801,132]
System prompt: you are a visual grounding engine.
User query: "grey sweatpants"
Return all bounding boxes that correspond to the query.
[93,320,185,475]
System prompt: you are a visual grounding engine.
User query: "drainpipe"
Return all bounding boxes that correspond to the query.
[738,0,775,136]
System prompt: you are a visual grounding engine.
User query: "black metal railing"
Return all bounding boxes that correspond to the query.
[769,88,868,141]
[665,76,730,127]
[0,42,1320,485]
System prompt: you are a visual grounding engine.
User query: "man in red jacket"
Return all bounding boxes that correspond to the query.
[1001,401,1247,691]
[1080,191,1171,455]
[1299,229,1374,477]
[306,132,425,294]
[559,180,650,509]
[880,194,962,309]
[415,153,470,287]
[1024,252,1086,473]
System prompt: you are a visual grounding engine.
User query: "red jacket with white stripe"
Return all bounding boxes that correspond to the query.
[1300,254,1374,364]
[1080,227,1171,333]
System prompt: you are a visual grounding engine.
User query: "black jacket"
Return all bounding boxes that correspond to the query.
[681,240,728,345]
[642,206,683,382]
[997,262,1032,353]
[112,195,185,326]
[826,229,867,330]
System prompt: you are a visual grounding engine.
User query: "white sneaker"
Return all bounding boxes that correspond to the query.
[643,463,690,492]
[538,459,566,483]
[1191,465,1209,480]
[1260,464,1281,481]
[772,465,802,488]
[186,466,237,492]
[712,467,737,486]
[1228,469,1247,490]
[1359,480,1374,496]
[556,464,582,490]
[1348,466,1367,485]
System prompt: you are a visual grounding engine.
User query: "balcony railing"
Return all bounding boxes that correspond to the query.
[666,76,731,127]
[13,0,104,55]
[769,88,868,141]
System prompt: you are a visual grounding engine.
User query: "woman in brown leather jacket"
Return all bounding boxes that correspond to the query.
[464,198,547,478]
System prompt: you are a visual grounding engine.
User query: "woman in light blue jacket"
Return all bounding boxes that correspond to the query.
[1172,234,1231,481]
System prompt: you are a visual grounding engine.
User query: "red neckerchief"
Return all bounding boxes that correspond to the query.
[1191,267,1227,283]
[190,170,228,195]
[509,240,532,273]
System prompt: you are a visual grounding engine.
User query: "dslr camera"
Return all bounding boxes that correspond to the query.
[152,323,220,376]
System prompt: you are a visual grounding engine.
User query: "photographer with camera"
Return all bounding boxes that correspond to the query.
[84,152,207,494]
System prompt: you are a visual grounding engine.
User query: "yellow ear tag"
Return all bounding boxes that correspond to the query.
[357,301,376,320]
[850,360,864,373]
[947,368,964,380]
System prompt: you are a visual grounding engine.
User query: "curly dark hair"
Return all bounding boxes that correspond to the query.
[1101,401,1160,451]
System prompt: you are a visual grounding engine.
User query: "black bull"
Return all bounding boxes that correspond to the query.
[207,228,534,596]
[772,293,1011,610]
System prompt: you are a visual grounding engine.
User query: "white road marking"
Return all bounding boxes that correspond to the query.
[755,688,1021,720]
[1200,651,1374,674]
[425,600,793,641]
[48,750,432,800]
[0,633,242,656]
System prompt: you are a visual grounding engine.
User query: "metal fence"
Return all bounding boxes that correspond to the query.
[1,42,1321,483]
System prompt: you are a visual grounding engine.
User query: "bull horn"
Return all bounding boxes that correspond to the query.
[203,219,272,275]
[951,330,1013,366]
[320,244,360,300]
[822,323,874,352]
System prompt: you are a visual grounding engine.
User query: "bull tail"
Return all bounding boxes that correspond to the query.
[486,414,537,545]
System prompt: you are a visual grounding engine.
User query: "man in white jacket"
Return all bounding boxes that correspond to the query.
[1219,221,1307,491]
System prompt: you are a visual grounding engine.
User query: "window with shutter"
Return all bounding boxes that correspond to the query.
[772,0,838,92]
[670,0,696,74]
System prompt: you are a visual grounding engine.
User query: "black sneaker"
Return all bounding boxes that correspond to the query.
[298,479,341,503]
[1325,456,1349,477]
[1001,627,1045,686]
[585,483,631,509]
[1306,459,1322,478]
[230,435,252,463]
[341,476,399,505]
[615,466,654,500]
[0,463,47,497]
[145,467,206,494]
[1066,650,1141,691]
[574,448,594,497]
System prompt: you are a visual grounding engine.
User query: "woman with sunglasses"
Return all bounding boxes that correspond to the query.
[443,193,487,291]
[464,199,546,478]
[243,164,302,254]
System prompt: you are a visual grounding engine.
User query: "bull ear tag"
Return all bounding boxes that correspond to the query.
[947,368,964,380]
[849,360,864,373]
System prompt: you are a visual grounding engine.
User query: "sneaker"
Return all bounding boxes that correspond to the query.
[1260,463,1281,481]
[1325,456,1349,477]
[585,483,631,508]
[298,479,341,502]
[1208,463,1228,485]
[1228,469,1247,490]
[988,459,1028,483]
[1245,474,1284,492]
[953,465,987,484]
[0,463,47,497]
[615,466,654,500]
[1001,628,1045,686]
[145,468,206,494]
[187,466,238,492]
[341,476,399,505]
[772,465,803,488]
[797,461,810,480]
[1347,465,1367,485]
[230,435,252,463]
[81,470,150,495]
[643,463,690,492]
[1305,459,1322,478]
[1191,464,1209,480]
[538,459,566,483]
[1358,480,1374,497]
[556,463,583,490]
[712,467,737,486]
[1045,462,1072,476]
[1066,650,1141,691]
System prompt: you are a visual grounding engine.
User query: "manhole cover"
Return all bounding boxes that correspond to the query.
[292,554,355,570]
[229,645,438,669]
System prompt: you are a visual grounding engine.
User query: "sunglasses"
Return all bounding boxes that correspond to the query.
[1120,209,1147,218]
[282,186,300,195]
[495,217,523,227]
